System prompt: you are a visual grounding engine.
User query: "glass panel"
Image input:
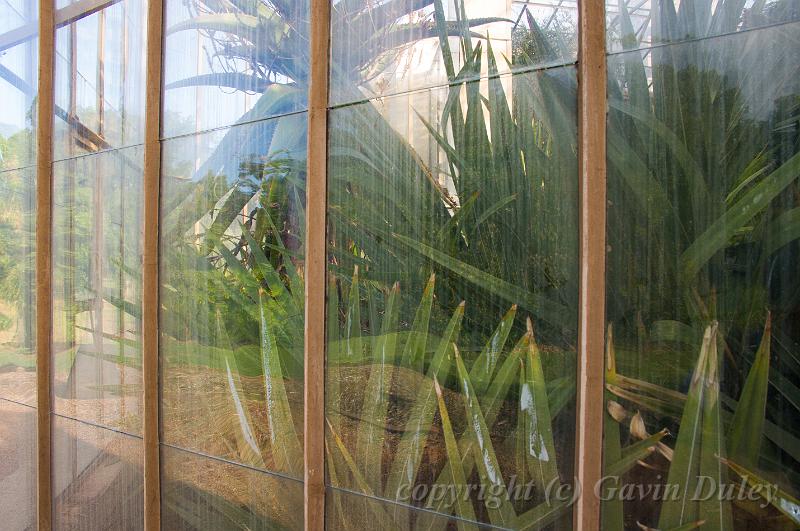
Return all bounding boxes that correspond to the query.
[326,486,497,530]
[52,415,144,530]
[0,6,38,527]
[0,399,36,529]
[0,167,36,407]
[53,0,147,160]
[604,23,800,530]
[161,445,303,530]
[161,0,309,138]
[325,66,578,528]
[330,0,578,107]
[160,115,307,477]
[0,2,38,171]
[0,0,33,32]
[606,0,800,53]
[55,0,90,9]
[52,146,144,434]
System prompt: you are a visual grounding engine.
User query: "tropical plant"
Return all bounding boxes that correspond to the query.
[101,0,800,528]
[601,1,800,527]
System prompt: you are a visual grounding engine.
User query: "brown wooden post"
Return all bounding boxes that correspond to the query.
[36,1,55,529]
[305,0,331,529]
[573,1,607,530]
[142,0,164,529]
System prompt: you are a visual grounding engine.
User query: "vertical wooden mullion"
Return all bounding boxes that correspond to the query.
[143,0,164,530]
[305,0,331,529]
[573,1,607,530]
[36,0,55,529]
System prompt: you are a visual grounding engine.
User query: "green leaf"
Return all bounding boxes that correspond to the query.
[419,333,526,526]
[607,429,669,478]
[399,273,435,372]
[603,327,625,531]
[344,266,363,363]
[258,289,302,476]
[729,315,771,467]
[216,310,263,465]
[356,282,400,490]
[392,233,569,325]
[766,207,800,255]
[721,458,800,526]
[242,225,300,323]
[454,347,517,526]
[658,323,733,530]
[384,302,464,504]
[514,496,571,531]
[470,304,517,394]
[326,420,397,526]
[166,12,264,37]
[433,377,478,526]
[681,151,800,283]
[518,320,559,492]
[327,275,343,420]
[165,73,271,92]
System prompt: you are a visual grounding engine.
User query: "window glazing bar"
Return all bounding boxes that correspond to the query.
[143,0,164,530]
[573,0,607,530]
[305,0,331,529]
[36,1,55,529]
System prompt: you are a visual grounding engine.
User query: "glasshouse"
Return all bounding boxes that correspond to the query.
[0,0,798,529]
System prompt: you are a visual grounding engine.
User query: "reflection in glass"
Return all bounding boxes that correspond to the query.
[161,0,309,138]
[0,4,38,528]
[330,0,578,106]
[161,445,304,530]
[160,115,307,477]
[52,146,144,434]
[52,416,143,530]
[0,167,36,406]
[53,0,147,159]
[0,2,38,172]
[326,56,579,526]
[0,0,34,32]
[0,399,36,529]
[605,0,800,53]
[604,22,800,530]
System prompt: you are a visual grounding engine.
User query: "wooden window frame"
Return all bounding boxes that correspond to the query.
[31,0,607,529]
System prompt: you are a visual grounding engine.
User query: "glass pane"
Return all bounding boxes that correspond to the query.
[326,486,496,530]
[0,2,38,171]
[161,445,303,530]
[330,0,578,107]
[52,415,144,530]
[0,399,36,529]
[0,6,38,528]
[604,23,800,530]
[0,0,33,32]
[52,146,144,434]
[161,0,309,138]
[0,167,36,406]
[606,0,800,53]
[325,65,578,528]
[160,115,307,477]
[53,0,147,160]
